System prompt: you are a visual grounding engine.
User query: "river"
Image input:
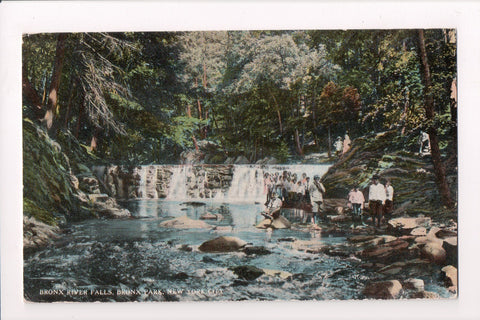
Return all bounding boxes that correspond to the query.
[23,198,452,302]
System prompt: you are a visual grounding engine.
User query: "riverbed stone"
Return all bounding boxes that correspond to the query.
[348,235,377,243]
[243,246,272,256]
[442,237,458,266]
[421,241,447,264]
[411,291,440,299]
[436,229,457,239]
[256,216,291,229]
[200,212,218,220]
[360,239,409,262]
[363,280,403,299]
[229,265,264,280]
[441,265,458,289]
[271,216,292,229]
[328,214,350,222]
[23,216,60,250]
[213,225,233,232]
[388,217,432,234]
[262,269,293,280]
[411,227,427,236]
[159,216,213,229]
[198,236,247,252]
[402,278,425,292]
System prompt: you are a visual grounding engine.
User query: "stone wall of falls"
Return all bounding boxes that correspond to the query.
[94,165,235,201]
[94,164,330,203]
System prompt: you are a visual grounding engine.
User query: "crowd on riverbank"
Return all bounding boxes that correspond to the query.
[262,170,395,228]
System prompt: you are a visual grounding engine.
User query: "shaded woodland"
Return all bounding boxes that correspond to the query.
[22,30,457,209]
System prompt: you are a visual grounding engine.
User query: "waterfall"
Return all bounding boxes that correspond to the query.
[101,163,331,202]
[226,165,265,203]
[137,166,159,199]
[224,164,330,203]
[165,165,192,201]
[136,166,147,199]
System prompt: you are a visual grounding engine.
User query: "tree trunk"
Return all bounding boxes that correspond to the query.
[187,105,199,151]
[75,95,85,139]
[417,29,454,209]
[22,71,44,120]
[295,129,304,156]
[43,33,68,133]
[268,88,283,135]
[327,126,332,157]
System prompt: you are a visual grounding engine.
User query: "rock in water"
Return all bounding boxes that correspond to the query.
[363,280,403,299]
[421,242,447,264]
[262,269,293,280]
[243,246,272,256]
[198,236,247,252]
[441,265,458,291]
[402,278,425,293]
[229,266,264,280]
[270,216,292,229]
[199,212,218,220]
[159,216,212,229]
[255,216,291,229]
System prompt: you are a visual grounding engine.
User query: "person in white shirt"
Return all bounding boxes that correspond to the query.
[348,186,365,225]
[262,192,283,220]
[384,180,394,218]
[368,175,386,227]
[308,175,326,224]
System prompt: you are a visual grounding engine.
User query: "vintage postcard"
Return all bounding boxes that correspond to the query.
[2,1,479,320]
[22,28,458,303]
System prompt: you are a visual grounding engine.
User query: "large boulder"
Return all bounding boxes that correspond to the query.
[198,236,247,253]
[159,216,212,229]
[421,241,447,264]
[271,216,292,229]
[229,265,264,280]
[256,216,291,229]
[23,216,60,250]
[441,265,458,293]
[360,239,409,262]
[243,246,272,256]
[442,237,458,266]
[363,280,403,299]
[388,217,432,234]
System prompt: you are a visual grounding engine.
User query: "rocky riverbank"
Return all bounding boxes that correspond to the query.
[23,119,131,251]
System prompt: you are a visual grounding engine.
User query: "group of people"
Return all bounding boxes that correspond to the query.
[262,171,326,223]
[334,133,351,157]
[348,175,394,227]
[262,171,394,229]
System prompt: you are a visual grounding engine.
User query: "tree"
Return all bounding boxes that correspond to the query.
[417,29,455,209]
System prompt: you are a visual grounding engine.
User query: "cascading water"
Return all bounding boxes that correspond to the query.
[165,165,192,200]
[105,164,331,202]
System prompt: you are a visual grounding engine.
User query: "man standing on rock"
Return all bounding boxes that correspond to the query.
[309,175,326,224]
[368,175,386,227]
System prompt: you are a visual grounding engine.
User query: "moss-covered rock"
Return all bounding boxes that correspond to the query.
[23,119,93,225]
[23,119,129,231]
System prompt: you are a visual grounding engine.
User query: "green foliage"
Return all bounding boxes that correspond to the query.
[22,30,456,165]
